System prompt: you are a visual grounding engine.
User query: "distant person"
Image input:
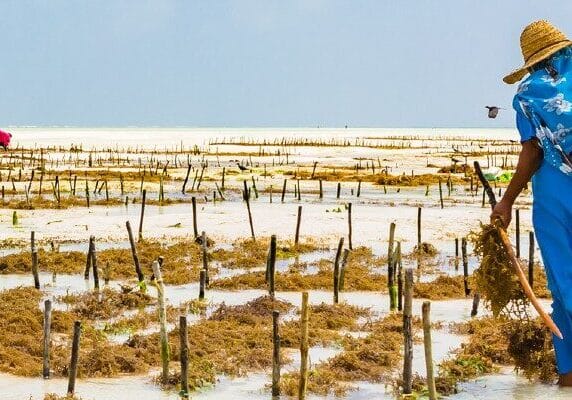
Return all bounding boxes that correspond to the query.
[0,129,11,150]
[492,20,572,386]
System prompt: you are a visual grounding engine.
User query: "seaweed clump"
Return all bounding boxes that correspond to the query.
[469,223,528,318]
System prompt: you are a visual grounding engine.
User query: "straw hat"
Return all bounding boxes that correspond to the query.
[503,20,572,84]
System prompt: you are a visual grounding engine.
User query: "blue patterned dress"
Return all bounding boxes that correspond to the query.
[514,46,572,374]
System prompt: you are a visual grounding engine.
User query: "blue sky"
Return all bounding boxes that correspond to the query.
[0,1,571,128]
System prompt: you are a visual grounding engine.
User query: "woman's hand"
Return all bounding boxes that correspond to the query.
[491,200,513,228]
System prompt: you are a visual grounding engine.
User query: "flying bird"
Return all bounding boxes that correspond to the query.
[485,106,503,119]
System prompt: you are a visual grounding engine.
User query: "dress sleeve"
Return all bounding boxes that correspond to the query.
[516,111,536,143]
[513,95,536,143]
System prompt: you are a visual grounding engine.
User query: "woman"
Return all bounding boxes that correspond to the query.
[494,20,572,385]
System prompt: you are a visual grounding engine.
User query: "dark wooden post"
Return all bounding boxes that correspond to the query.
[402,268,413,395]
[272,310,281,398]
[299,292,309,399]
[515,208,521,258]
[191,196,198,238]
[281,179,287,202]
[67,321,82,395]
[529,231,535,287]
[471,292,481,317]
[179,315,189,399]
[201,231,209,286]
[268,235,277,297]
[43,299,52,379]
[417,207,422,246]
[31,238,40,289]
[84,236,93,280]
[90,235,99,290]
[347,202,353,250]
[438,178,444,209]
[333,237,344,304]
[245,192,256,241]
[199,269,206,300]
[462,237,470,296]
[336,182,341,199]
[126,221,145,287]
[138,189,146,241]
[295,206,302,246]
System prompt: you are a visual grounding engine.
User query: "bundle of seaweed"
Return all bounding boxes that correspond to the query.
[59,288,152,320]
[469,223,528,318]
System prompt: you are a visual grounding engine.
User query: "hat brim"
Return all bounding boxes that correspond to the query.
[503,40,572,84]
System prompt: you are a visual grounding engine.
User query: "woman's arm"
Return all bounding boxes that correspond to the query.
[490,139,543,227]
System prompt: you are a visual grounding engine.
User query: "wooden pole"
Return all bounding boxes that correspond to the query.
[462,237,470,296]
[31,240,40,290]
[268,235,277,298]
[397,244,403,312]
[90,236,99,290]
[67,321,81,395]
[295,205,302,246]
[245,194,255,241]
[199,269,206,300]
[138,189,146,241]
[179,315,189,399]
[319,180,323,199]
[152,260,170,383]
[347,202,353,250]
[339,249,350,291]
[126,221,145,287]
[438,178,444,209]
[333,237,344,304]
[422,301,437,400]
[336,182,341,199]
[272,310,281,398]
[388,222,397,311]
[402,268,413,395]
[529,231,535,287]
[299,292,309,400]
[84,236,93,280]
[43,299,52,379]
[471,292,481,317]
[515,208,521,258]
[201,231,209,286]
[417,207,422,246]
[281,179,287,202]
[191,196,198,238]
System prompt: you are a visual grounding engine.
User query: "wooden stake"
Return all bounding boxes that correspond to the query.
[268,235,277,297]
[438,178,444,209]
[281,179,287,202]
[462,237,469,296]
[333,237,344,304]
[422,301,437,400]
[67,321,81,395]
[191,196,198,238]
[199,269,206,300]
[417,207,422,245]
[339,249,350,291]
[138,189,146,241]
[152,260,170,383]
[126,221,145,287]
[179,315,189,399]
[201,231,209,286]
[90,235,99,290]
[336,182,341,199]
[31,232,40,289]
[245,194,255,241]
[43,299,52,379]
[515,208,521,258]
[529,231,535,287]
[272,310,281,398]
[84,236,93,280]
[299,292,309,400]
[402,268,413,395]
[471,292,480,317]
[319,180,323,199]
[295,205,302,246]
[347,202,353,250]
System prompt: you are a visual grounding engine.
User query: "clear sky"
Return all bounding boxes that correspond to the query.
[1,1,571,128]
